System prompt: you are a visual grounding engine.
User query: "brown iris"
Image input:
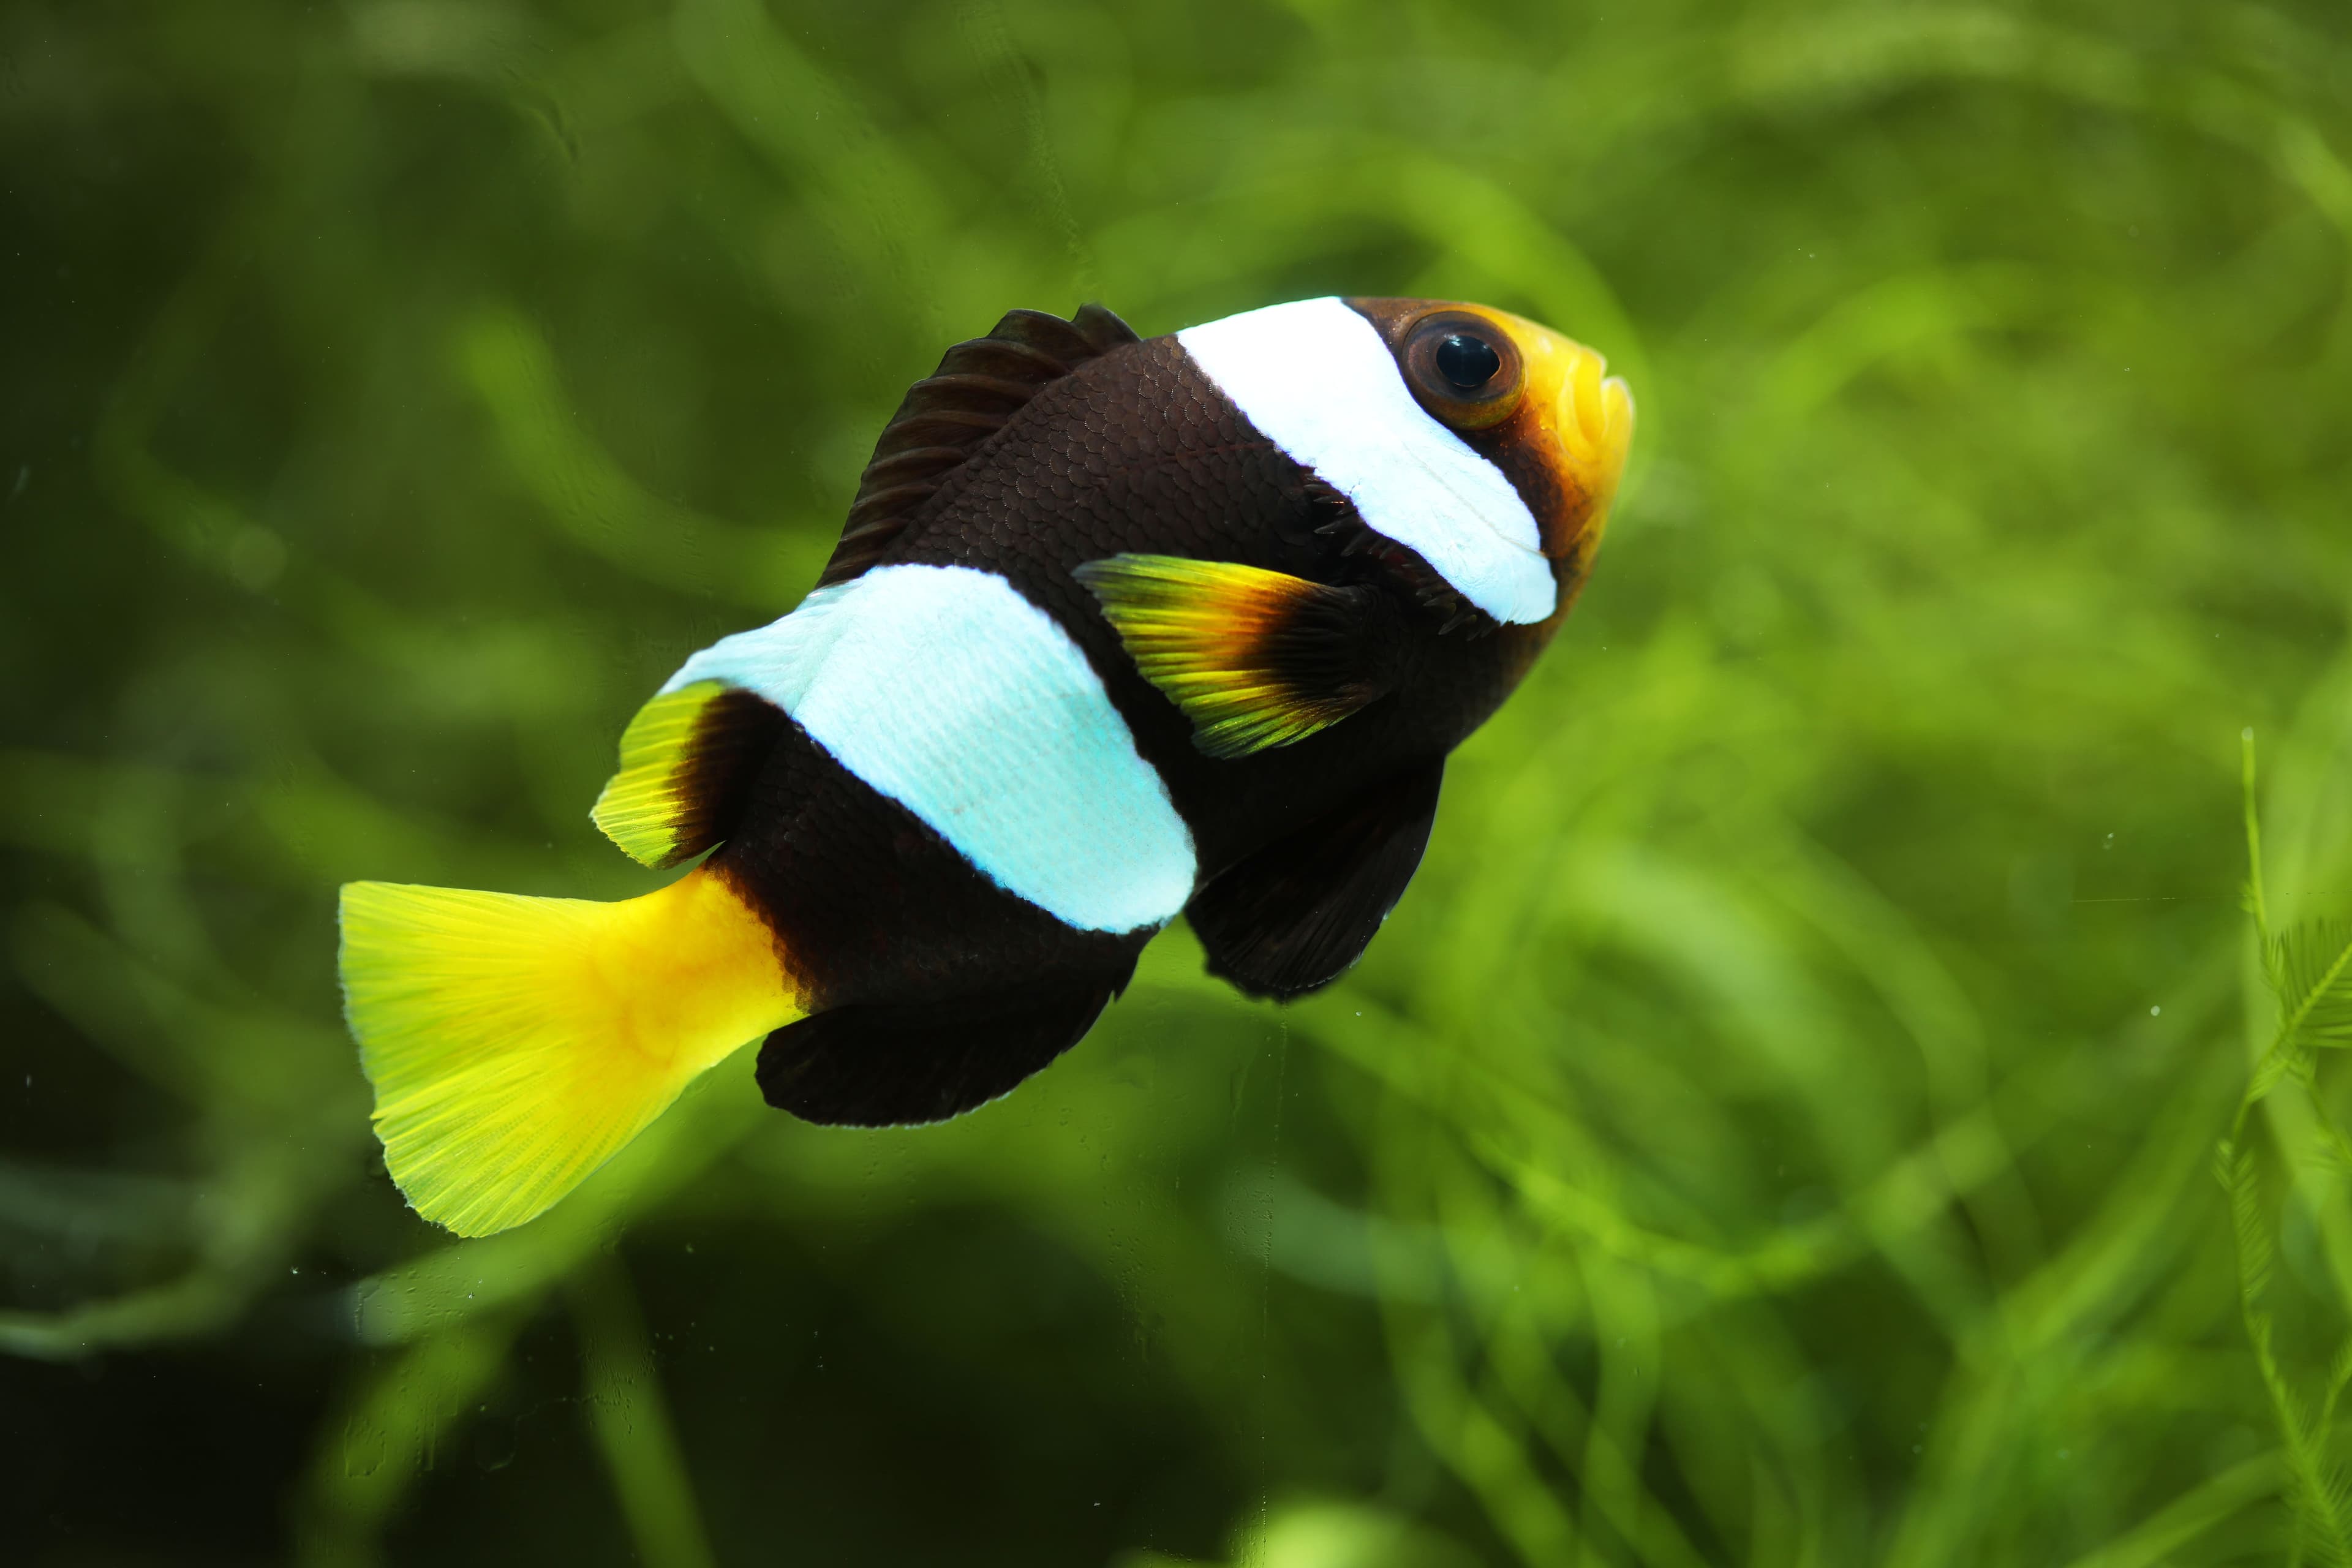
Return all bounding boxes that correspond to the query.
[1400,310,1524,430]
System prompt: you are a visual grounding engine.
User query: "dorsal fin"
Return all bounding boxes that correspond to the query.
[818,303,1140,587]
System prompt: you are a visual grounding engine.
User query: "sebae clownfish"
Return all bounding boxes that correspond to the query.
[339,296,1634,1236]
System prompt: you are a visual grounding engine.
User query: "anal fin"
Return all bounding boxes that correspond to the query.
[593,681,785,868]
[1188,758,1444,1000]
[1074,554,1401,758]
[756,958,1139,1127]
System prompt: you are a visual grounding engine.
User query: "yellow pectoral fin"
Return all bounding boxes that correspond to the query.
[1073,554,1398,758]
[339,867,799,1237]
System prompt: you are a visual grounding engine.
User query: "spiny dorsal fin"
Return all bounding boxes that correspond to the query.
[592,682,786,868]
[819,303,1140,587]
[1074,553,1402,758]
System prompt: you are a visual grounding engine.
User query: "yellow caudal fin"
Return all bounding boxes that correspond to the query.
[338,867,799,1237]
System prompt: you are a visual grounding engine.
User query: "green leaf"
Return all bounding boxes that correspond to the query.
[2225,1144,2276,1311]
[2271,920,2352,1050]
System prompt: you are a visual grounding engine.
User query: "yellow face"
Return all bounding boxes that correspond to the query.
[1478,305,1636,564]
[1348,297,1635,583]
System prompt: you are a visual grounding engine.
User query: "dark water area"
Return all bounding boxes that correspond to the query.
[9,2,2352,1564]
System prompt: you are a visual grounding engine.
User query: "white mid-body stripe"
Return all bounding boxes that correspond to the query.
[663,564,1196,934]
[1176,296,1556,626]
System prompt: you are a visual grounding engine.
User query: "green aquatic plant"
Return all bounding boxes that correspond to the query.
[2222,734,2352,1568]
[7,1,2352,1564]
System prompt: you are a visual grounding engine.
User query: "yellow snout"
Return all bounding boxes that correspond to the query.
[1487,308,1635,562]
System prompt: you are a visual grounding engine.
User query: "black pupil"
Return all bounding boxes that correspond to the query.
[1434,333,1501,391]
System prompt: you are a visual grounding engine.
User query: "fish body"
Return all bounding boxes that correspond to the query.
[341,296,1633,1235]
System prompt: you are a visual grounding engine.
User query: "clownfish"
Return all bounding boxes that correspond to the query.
[339,296,1634,1235]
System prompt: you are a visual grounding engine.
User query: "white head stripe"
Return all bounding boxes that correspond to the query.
[664,565,1196,934]
[1177,297,1556,625]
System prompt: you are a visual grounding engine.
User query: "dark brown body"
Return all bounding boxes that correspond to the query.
[710,332,1568,1020]
[654,298,1635,1126]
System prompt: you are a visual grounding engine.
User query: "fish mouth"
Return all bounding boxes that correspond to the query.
[1486,309,1635,561]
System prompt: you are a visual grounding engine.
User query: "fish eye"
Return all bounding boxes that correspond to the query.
[1402,312,1523,430]
[1434,333,1501,390]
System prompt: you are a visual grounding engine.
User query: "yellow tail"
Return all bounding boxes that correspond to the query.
[338,867,800,1237]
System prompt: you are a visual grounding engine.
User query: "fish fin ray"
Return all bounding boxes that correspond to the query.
[820,303,1141,587]
[1187,758,1444,1000]
[1074,553,1399,758]
[339,870,798,1235]
[592,682,785,868]
[756,957,1138,1126]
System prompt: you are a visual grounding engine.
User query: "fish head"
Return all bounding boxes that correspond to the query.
[1346,297,1635,582]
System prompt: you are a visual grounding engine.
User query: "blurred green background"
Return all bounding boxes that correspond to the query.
[8,1,2352,1563]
